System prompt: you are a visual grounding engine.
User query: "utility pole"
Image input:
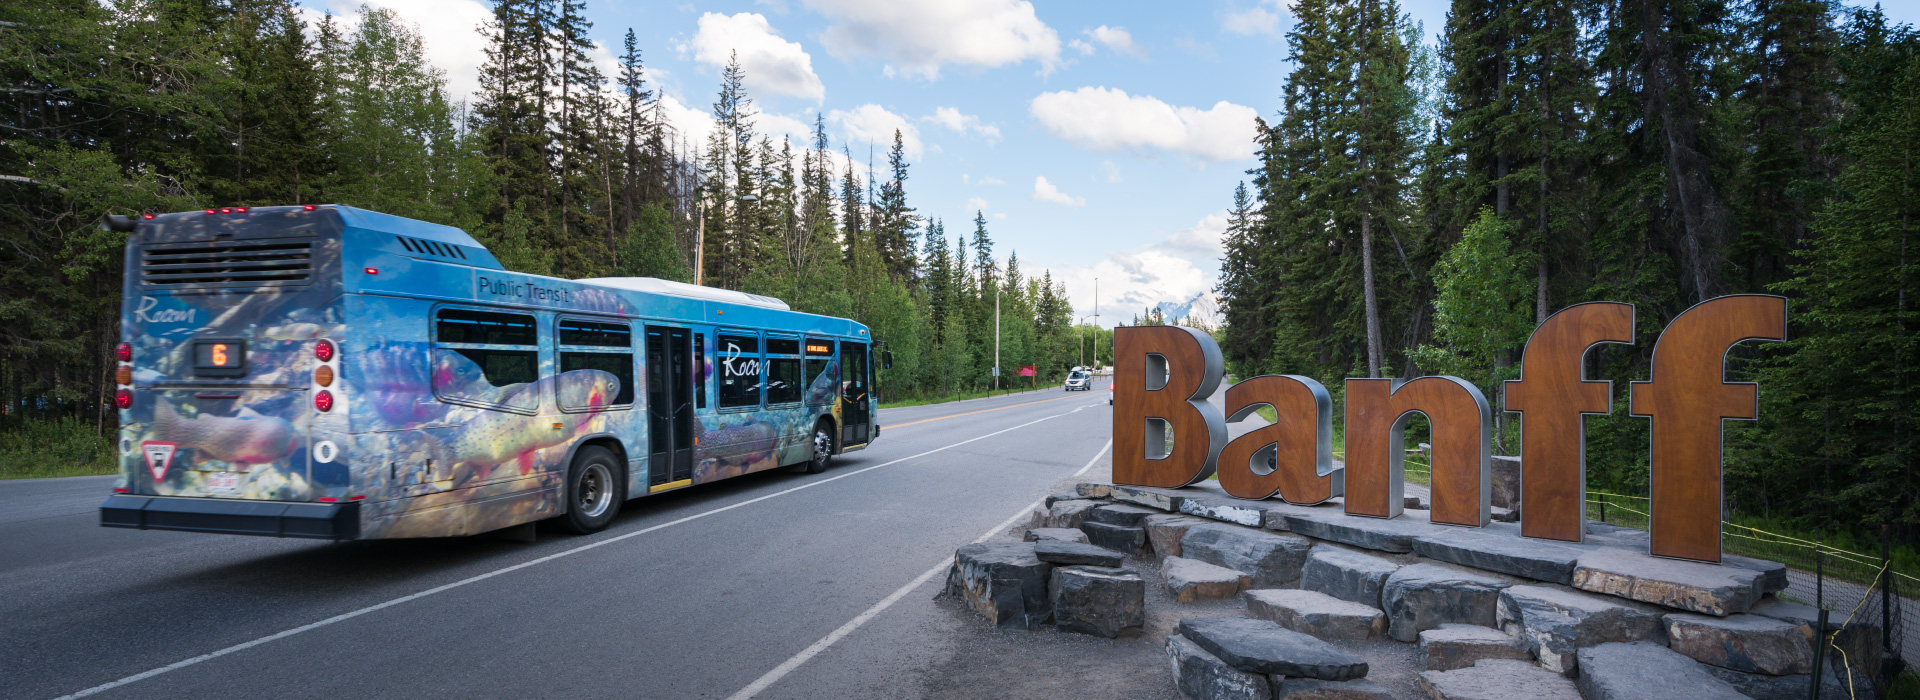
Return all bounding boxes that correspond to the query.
[994,287,1002,391]
[1093,277,1100,370]
[694,203,705,286]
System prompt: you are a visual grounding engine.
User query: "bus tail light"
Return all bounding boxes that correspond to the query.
[313,365,333,387]
[303,205,316,211]
[114,389,133,409]
[116,342,132,362]
[315,339,335,362]
[115,366,133,385]
[315,390,334,412]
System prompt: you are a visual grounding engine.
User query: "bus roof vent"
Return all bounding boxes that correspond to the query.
[141,240,313,288]
[576,277,791,310]
[396,235,471,261]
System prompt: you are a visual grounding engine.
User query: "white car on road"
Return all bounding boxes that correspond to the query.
[1064,368,1094,391]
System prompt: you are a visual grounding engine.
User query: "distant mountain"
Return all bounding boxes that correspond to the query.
[1155,291,1221,330]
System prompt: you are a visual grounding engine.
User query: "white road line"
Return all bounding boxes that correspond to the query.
[51,402,1106,700]
[1073,439,1113,477]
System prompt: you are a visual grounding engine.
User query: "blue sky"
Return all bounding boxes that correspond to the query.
[316,0,1917,326]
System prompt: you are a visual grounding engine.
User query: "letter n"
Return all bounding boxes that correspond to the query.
[1630,295,1786,563]
[1112,326,1226,488]
[1345,377,1492,526]
[1504,302,1636,542]
[1218,375,1341,504]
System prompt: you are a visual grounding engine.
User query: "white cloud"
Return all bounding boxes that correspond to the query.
[966,196,990,213]
[802,0,1062,79]
[1086,26,1144,57]
[1101,160,1122,183]
[684,13,826,102]
[828,104,923,160]
[1029,86,1258,162]
[1068,39,1096,55]
[924,107,1002,141]
[305,0,493,103]
[1031,176,1086,207]
[1058,210,1231,326]
[978,176,1006,186]
[994,212,1007,220]
[1223,0,1288,36]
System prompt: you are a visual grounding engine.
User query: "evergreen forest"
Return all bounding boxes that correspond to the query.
[1215,0,1919,539]
[0,0,1098,477]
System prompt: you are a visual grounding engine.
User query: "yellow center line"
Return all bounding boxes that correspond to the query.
[885,393,1090,428]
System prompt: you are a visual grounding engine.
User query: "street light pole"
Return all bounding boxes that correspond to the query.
[994,287,1001,391]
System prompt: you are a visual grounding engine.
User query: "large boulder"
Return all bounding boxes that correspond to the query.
[1570,548,1766,616]
[1495,584,1668,675]
[1664,613,1814,676]
[1034,539,1126,567]
[1090,503,1162,527]
[1490,456,1521,510]
[1416,659,1581,700]
[1049,565,1145,638]
[1177,617,1370,681]
[1025,527,1090,544]
[1082,521,1149,556]
[1164,556,1250,602]
[1574,642,1749,700]
[1166,633,1272,700]
[1145,514,1213,560]
[1300,546,1402,608]
[1046,499,1102,529]
[1244,589,1386,641]
[942,542,1052,629]
[1181,523,1315,587]
[1418,624,1533,671]
[1273,678,1395,700]
[1381,563,1512,642]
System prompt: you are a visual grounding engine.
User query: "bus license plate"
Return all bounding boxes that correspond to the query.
[207,472,240,493]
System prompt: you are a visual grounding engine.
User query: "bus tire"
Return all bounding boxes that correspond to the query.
[804,420,834,474]
[557,445,623,534]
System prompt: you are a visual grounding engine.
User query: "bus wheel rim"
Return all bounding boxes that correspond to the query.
[579,463,612,518]
[814,430,831,463]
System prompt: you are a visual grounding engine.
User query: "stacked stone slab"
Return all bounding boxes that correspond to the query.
[1663,613,1814,676]
[1033,539,1126,567]
[1570,547,1772,615]
[942,542,1052,629]
[1300,546,1402,608]
[1164,556,1250,602]
[1045,499,1101,529]
[1416,659,1582,700]
[1024,527,1089,544]
[1243,589,1387,641]
[1144,513,1211,560]
[1412,529,1583,584]
[1380,563,1512,642]
[1575,642,1751,700]
[1166,633,1272,700]
[1049,566,1144,638]
[1181,523,1315,587]
[1082,521,1149,556]
[1494,584,1668,675]
[1177,617,1370,681]
[1417,624,1533,671]
[1273,679,1394,699]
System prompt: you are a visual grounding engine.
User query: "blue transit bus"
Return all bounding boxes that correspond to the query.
[99,205,881,539]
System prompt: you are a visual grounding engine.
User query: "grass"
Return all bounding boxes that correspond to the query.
[880,383,1058,409]
[0,417,118,480]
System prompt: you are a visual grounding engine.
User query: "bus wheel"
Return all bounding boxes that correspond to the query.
[804,421,834,474]
[558,445,623,534]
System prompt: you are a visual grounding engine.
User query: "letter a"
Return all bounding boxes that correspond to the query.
[1218,375,1342,504]
[1346,377,1492,526]
[1505,302,1636,542]
[1112,326,1226,488]
[1631,295,1786,563]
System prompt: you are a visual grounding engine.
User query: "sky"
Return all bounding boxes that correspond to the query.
[305,0,1919,328]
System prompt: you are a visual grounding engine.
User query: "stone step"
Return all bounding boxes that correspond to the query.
[1034,539,1126,567]
[1412,528,1583,584]
[1575,642,1750,700]
[1417,624,1532,671]
[1049,565,1144,639]
[1074,482,1112,499]
[1177,617,1370,681]
[1495,584,1667,675]
[1143,513,1212,560]
[1024,527,1090,544]
[1044,491,1082,508]
[1110,483,1184,512]
[1570,547,1767,616]
[1381,563,1513,642]
[1081,521,1149,556]
[1045,499,1101,529]
[1090,503,1161,527]
[1166,633,1272,700]
[1702,660,1855,700]
[1274,678,1394,699]
[1164,556,1250,602]
[1243,588,1386,641]
[942,542,1051,630]
[1417,659,1580,700]
[1276,509,1434,553]
[1182,523,1315,587]
[1300,546,1402,609]
[1664,612,1814,676]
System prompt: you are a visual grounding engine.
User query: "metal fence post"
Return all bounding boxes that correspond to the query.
[1883,524,1893,655]
[1811,608,1830,700]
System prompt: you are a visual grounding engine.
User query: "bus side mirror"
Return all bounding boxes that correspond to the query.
[882,351,893,370]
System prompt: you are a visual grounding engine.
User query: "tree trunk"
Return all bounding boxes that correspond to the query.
[1361,210,1384,378]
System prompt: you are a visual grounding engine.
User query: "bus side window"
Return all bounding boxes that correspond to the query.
[766,337,801,405]
[433,308,541,411]
[717,333,762,409]
[557,319,634,410]
[804,337,835,405]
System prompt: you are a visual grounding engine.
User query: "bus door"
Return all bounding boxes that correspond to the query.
[839,341,871,447]
[644,326,696,487]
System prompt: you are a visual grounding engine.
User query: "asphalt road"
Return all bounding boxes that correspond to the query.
[2,381,1117,700]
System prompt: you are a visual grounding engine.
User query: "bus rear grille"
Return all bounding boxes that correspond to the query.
[141,241,314,288]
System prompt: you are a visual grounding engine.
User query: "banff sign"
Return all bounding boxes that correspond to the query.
[1112,294,1788,564]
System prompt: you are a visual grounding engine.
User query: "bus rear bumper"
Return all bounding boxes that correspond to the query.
[100,495,360,540]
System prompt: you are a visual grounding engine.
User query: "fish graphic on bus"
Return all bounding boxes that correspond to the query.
[102,205,881,541]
